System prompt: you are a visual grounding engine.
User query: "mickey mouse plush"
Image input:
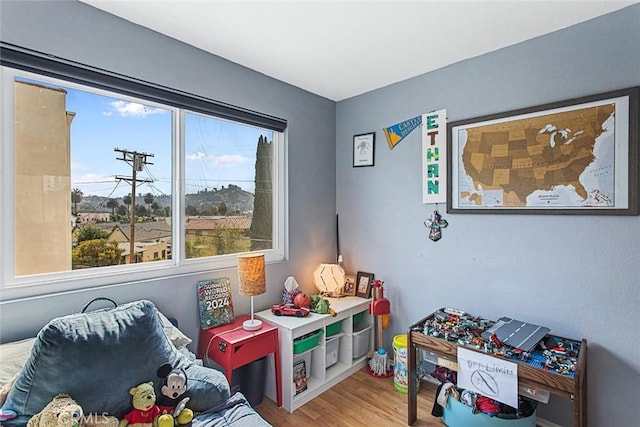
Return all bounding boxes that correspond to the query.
[156,364,193,427]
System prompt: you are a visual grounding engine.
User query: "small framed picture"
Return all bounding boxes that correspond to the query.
[342,274,356,296]
[356,271,374,298]
[353,132,375,167]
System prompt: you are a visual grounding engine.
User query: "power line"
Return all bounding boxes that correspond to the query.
[114,148,154,264]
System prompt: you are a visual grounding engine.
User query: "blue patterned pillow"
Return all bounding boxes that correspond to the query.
[1,300,229,425]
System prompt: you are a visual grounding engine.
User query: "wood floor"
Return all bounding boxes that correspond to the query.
[254,368,446,427]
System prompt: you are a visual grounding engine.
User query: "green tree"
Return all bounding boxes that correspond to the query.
[77,224,110,243]
[218,202,228,216]
[143,192,154,209]
[250,135,273,250]
[72,239,123,268]
[211,227,246,255]
[106,198,119,215]
[151,202,160,215]
[185,236,213,258]
[135,204,148,217]
[71,188,83,214]
[122,194,132,208]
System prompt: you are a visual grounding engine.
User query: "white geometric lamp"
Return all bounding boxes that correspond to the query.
[237,253,266,331]
[313,263,345,295]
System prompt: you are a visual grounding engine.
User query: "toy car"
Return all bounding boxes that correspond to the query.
[271,303,310,317]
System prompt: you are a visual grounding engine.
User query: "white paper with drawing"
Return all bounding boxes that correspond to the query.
[456,347,518,408]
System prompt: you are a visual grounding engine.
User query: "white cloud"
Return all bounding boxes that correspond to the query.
[213,154,248,166]
[186,152,207,160]
[186,153,249,166]
[107,101,165,117]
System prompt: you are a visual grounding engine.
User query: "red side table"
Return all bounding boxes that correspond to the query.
[197,314,282,407]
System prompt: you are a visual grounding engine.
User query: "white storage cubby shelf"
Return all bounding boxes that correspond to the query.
[256,296,372,412]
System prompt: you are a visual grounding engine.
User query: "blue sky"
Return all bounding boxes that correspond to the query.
[22,77,270,198]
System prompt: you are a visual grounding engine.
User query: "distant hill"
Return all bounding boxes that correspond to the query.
[186,185,254,213]
[78,184,254,213]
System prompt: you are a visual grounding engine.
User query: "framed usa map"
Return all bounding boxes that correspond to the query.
[447,87,638,215]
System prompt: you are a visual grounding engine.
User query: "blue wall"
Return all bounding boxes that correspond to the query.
[0,1,337,346]
[336,4,640,426]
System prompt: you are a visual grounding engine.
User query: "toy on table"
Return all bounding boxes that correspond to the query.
[309,295,337,317]
[156,364,193,427]
[281,276,301,304]
[119,382,160,427]
[27,393,118,427]
[271,303,310,317]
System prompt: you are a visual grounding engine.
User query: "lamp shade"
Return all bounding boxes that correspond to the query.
[313,263,345,294]
[237,253,266,331]
[238,253,266,296]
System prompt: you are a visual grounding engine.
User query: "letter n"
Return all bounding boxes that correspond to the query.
[427,180,439,194]
[426,147,439,162]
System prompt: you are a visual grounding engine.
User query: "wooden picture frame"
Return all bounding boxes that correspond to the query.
[342,274,356,296]
[356,271,374,298]
[447,86,639,215]
[353,132,375,167]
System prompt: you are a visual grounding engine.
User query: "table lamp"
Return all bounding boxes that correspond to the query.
[313,263,345,296]
[237,253,266,331]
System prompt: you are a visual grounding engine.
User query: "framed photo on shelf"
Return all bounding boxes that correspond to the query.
[447,86,639,215]
[342,274,356,296]
[353,132,375,167]
[356,271,374,298]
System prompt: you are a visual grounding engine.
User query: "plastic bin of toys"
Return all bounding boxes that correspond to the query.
[442,396,536,427]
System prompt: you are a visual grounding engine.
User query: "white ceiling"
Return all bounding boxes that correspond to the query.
[80,0,636,101]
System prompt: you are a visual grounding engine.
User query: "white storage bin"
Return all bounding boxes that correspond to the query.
[352,322,371,359]
[326,336,339,367]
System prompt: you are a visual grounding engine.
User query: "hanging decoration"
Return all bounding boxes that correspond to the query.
[424,206,448,242]
[422,109,447,204]
[383,115,422,149]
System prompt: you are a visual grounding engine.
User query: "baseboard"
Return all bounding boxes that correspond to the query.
[536,417,564,427]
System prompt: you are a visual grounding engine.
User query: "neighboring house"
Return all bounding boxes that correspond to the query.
[117,240,169,264]
[115,221,172,263]
[75,212,110,224]
[71,222,124,246]
[14,81,74,276]
[185,216,251,237]
[72,220,171,263]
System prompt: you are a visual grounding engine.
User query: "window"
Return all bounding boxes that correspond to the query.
[0,45,286,299]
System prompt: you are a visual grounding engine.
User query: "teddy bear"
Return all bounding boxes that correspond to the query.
[27,393,118,427]
[119,382,161,427]
[156,364,193,427]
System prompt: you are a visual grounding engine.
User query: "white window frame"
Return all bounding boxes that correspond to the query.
[0,61,287,301]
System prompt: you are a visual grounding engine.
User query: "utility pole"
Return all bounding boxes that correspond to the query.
[114,148,154,264]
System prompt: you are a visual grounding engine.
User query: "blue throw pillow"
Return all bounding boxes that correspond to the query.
[1,299,229,425]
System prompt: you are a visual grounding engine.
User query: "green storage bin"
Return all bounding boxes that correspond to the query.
[353,312,365,325]
[293,329,323,354]
[326,321,341,337]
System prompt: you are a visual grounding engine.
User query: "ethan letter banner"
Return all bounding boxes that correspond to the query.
[422,109,446,204]
[457,347,518,408]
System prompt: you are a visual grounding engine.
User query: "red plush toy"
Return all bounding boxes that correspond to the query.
[293,292,311,309]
